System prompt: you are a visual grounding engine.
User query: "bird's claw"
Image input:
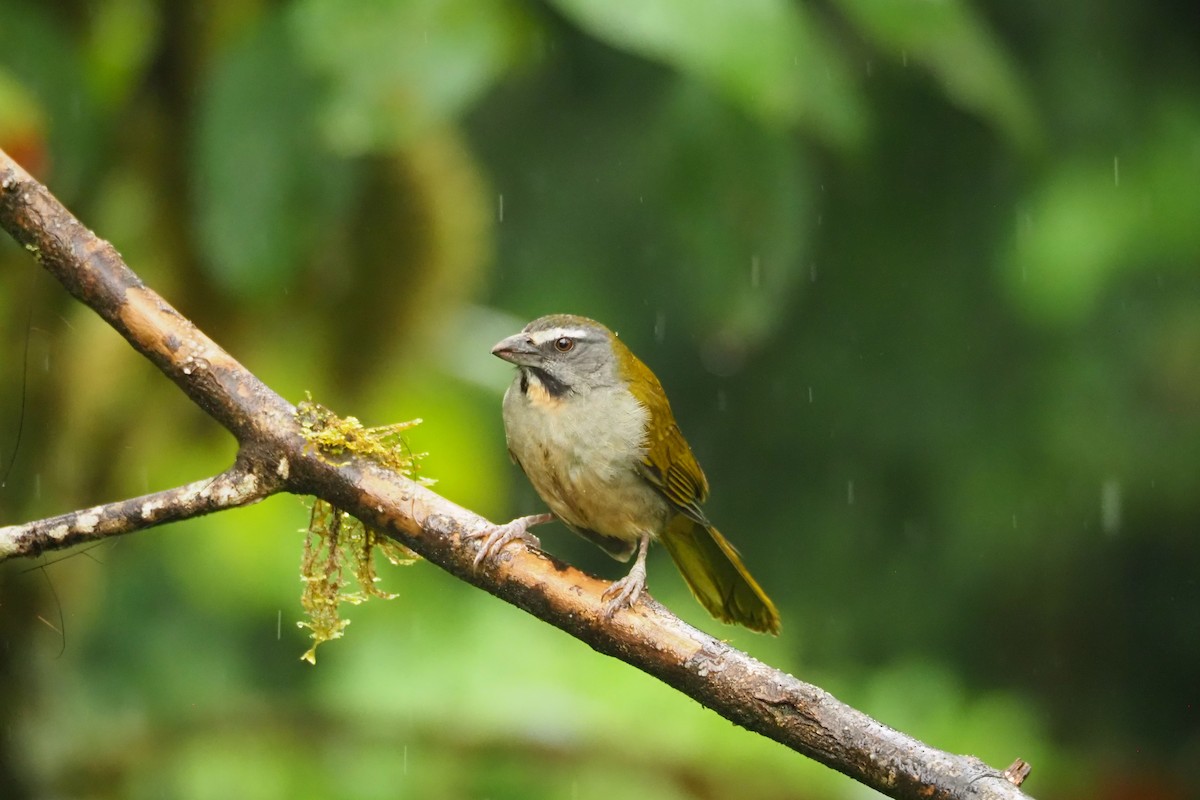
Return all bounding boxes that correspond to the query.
[601,564,647,619]
[465,513,552,568]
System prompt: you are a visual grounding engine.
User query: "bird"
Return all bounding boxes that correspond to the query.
[470,313,780,634]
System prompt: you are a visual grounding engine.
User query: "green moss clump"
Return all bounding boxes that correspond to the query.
[295,396,425,664]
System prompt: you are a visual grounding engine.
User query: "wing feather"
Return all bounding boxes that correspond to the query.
[613,335,711,523]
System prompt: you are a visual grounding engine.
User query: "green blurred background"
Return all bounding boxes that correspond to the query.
[1,1,1197,797]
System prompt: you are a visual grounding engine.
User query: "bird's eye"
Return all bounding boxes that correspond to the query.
[554,337,574,352]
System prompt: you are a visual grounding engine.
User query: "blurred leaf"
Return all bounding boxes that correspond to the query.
[82,0,161,107]
[193,12,355,296]
[0,68,47,174]
[327,130,492,388]
[653,88,814,368]
[833,0,1039,148]
[289,0,534,154]
[547,0,866,147]
[1005,162,1130,322]
[139,734,296,800]
[1135,101,1200,255]
[0,0,100,192]
[1003,101,1200,323]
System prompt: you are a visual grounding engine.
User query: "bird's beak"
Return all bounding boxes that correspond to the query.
[491,333,539,366]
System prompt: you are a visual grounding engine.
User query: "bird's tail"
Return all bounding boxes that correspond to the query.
[659,516,781,635]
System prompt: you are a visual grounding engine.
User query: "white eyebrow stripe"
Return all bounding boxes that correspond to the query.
[529,328,591,345]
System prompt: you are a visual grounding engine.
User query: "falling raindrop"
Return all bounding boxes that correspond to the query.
[808,386,813,403]
[717,389,728,412]
[1101,478,1121,535]
[847,480,855,505]
[1112,156,1120,188]
[497,194,505,223]
[654,311,667,343]
[1015,207,1034,281]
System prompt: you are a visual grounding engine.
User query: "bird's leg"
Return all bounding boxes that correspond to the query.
[464,513,553,568]
[602,533,651,618]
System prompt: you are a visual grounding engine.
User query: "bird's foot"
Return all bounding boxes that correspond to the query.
[465,513,552,568]
[601,561,648,619]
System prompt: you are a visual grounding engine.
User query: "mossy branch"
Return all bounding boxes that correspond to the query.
[297,399,422,663]
[0,149,1035,800]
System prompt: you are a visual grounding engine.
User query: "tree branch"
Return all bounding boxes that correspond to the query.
[0,149,1035,800]
[0,461,279,559]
